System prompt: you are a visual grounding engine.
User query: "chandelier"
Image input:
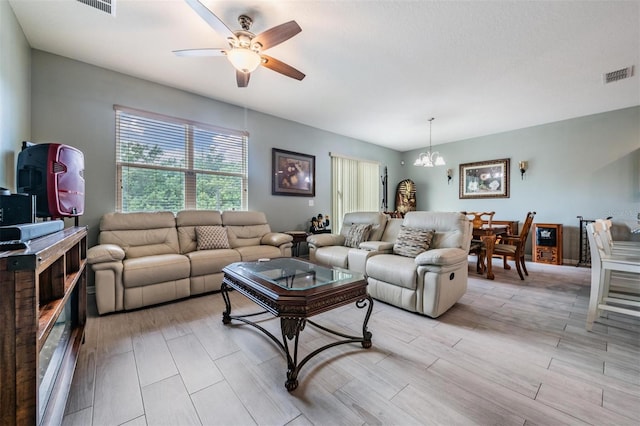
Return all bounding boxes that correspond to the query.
[414,117,445,167]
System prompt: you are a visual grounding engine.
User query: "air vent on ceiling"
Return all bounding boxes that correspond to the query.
[603,66,634,84]
[77,0,115,16]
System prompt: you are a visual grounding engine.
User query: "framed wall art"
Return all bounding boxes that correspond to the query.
[272,148,315,197]
[459,158,510,199]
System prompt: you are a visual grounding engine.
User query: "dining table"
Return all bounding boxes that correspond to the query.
[473,224,511,280]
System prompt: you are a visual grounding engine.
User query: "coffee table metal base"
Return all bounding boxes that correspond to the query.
[221,282,373,391]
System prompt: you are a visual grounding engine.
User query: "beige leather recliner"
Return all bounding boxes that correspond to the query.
[306,211,389,272]
[365,211,473,318]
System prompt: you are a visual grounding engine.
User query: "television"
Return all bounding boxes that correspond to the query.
[17,142,85,218]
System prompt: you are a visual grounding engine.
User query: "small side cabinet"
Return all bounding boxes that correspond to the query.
[533,223,563,265]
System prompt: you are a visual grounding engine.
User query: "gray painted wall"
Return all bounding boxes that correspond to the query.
[0,1,30,190]
[402,106,640,261]
[2,7,638,264]
[29,51,403,246]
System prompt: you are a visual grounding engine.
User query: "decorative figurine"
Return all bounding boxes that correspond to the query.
[310,213,331,234]
[395,179,417,214]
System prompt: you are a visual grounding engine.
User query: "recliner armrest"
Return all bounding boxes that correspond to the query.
[88,244,125,264]
[415,247,468,266]
[307,233,345,247]
[359,241,394,252]
[261,232,293,247]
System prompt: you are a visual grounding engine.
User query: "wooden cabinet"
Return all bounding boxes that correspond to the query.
[533,223,563,265]
[0,226,87,425]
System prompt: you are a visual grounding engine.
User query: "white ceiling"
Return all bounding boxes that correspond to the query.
[8,0,640,151]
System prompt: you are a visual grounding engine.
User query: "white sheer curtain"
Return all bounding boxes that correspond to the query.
[331,153,381,233]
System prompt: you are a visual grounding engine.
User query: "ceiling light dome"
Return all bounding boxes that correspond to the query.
[227,48,261,73]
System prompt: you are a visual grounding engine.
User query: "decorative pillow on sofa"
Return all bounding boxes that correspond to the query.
[196,226,230,250]
[393,226,435,257]
[344,224,372,248]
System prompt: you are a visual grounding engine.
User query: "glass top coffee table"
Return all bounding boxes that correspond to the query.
[221,258,373,391]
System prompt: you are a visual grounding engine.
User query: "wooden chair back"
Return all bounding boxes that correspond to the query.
[461,211,495,229]
[518,211,536,244]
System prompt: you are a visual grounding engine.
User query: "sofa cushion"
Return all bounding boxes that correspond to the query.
[344,224,372,248]
[340,212,388,241]
[196,226,230,250]
[99,211,180,258]
[123,254,191,288]
[366,254,417,290]
[403,211,469,249]
[186,249,241,276]
[393,226,435,257]
[176,210,223,253]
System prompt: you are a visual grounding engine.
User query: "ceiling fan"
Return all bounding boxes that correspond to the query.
[174,0,305,88]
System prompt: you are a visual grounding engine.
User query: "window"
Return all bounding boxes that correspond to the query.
[331,153,381,232]
[115,106,248,212]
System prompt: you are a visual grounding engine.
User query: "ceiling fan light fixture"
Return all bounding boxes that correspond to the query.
[227,48,261,73]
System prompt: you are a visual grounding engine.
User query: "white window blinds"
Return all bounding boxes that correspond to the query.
[115,106,248,213]
[331,154,380,233]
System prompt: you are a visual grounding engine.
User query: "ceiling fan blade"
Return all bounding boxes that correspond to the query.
[254,21,301,50]
[173,48,227,57]
[236,71,250,88]
[185,0,236,40]
[261,55,305,81]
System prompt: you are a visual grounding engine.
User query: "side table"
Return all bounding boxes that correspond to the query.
[285,231,310,257]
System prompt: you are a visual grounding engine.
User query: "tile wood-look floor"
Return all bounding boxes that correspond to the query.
[63,261,640,426]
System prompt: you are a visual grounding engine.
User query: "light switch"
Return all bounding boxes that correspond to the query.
[309,199,314,207]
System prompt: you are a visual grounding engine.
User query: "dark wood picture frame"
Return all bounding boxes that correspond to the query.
[459,158,510,199]
[272,148,316,197]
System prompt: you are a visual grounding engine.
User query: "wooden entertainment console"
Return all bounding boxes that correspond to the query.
[0,226,87,425]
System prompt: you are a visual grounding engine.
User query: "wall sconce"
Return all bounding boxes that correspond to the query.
[447,168,453,184]
[519,161,528,180]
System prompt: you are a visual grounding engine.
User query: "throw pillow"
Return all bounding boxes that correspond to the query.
[196,225,230,250]
[344,224,372,248]
[393,226,435,257]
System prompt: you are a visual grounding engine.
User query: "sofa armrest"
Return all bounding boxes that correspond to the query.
[359,241,394,252]
[307,233,345,248]
[261,232,293,247]
[88,244,125,264]
[415,247,468,266]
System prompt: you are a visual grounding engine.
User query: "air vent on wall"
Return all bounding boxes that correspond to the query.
[77,0,115,16]
[603,66,634,84]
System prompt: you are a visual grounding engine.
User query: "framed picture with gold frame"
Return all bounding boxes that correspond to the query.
[272,148,315,197]
[459,158,510,199]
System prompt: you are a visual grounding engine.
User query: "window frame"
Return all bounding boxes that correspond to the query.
[114,105,248,213]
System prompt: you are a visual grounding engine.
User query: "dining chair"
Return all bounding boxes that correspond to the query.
[461,211,495,230]
[585,221,640,331]
[596,218,640,254]
[461,211,495,273]
[492,211,536,280]
[593,218,640,295]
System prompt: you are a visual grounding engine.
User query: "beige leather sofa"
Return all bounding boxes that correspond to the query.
[307,211,389,272]
[366,211,473,318]
[308,211,472,317]
[87,210,292,314]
